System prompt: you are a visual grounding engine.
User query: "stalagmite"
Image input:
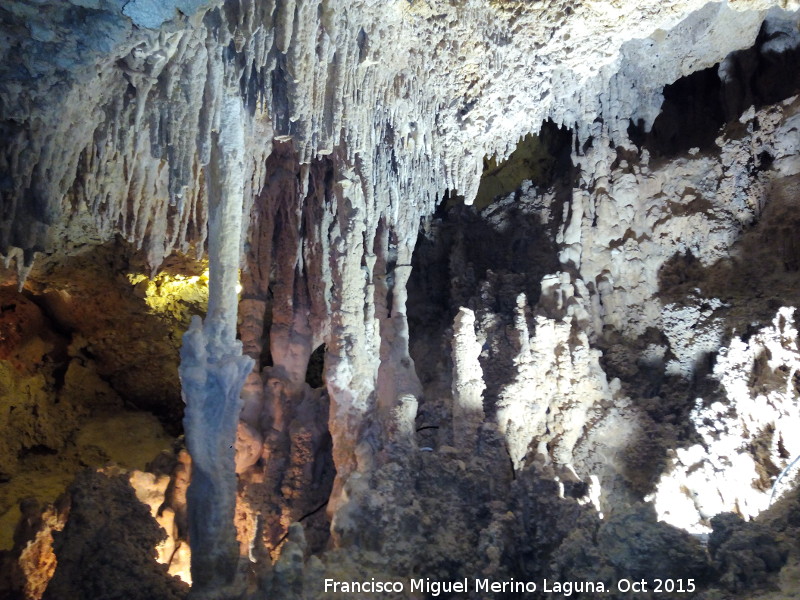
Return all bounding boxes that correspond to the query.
[178,85,254,595]
[451,307,485,450]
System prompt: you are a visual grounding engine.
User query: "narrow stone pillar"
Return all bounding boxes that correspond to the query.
[179,88,254,597]
[451,307,486,450]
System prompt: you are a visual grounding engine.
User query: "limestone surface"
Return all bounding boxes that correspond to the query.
[2,0,800,598]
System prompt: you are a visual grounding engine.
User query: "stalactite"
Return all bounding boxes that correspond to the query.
[1,0,779,286]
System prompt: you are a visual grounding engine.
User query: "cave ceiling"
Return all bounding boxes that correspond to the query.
[0,0,794,273]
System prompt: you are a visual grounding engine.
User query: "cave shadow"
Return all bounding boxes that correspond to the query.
[407,121,572,444]
[607,18,800,496]
[628,65,725,159]
[628,15,800,162]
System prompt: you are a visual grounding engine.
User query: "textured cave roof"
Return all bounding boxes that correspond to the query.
[0,0,796,274]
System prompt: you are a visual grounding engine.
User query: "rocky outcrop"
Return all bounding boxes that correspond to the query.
[708,512,789,592]
[42,470,188,600]
[0,240,201,562]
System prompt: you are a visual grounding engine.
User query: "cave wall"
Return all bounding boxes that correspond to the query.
[2,0,794,528]
[0,240,205,561]
[407,92,800,533]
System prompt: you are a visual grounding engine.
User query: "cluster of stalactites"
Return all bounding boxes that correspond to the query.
[0,0,789,288]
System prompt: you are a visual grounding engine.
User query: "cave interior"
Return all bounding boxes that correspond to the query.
[1,1,800,599]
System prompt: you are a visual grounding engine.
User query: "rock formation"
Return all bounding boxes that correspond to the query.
[1,0,800,598]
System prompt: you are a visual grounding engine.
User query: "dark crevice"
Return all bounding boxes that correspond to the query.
[628,65,725,158]
[630,17,800,159]
[305,344,326,388]
[17,444,57,459]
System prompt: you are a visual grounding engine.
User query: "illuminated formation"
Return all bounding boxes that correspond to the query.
[178,85,254,594]
[0,1,799,599]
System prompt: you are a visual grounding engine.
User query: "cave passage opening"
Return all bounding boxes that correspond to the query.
[628,14,800,160]
[438,119,574,213]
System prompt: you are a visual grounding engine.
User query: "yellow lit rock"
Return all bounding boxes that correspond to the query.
[127,266,210,325]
